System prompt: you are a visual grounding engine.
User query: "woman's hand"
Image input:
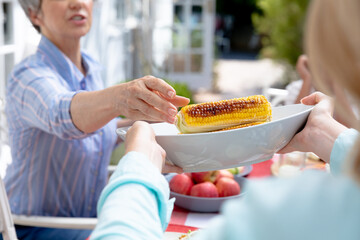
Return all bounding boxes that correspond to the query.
[112,76,190,124]
[278,92,347,162]
[125,121,182,173]
[70,76,189,133]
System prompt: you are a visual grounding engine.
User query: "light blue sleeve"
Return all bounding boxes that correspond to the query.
[90,151,174,240]
[330,128,359,175]
[193,171,360,240]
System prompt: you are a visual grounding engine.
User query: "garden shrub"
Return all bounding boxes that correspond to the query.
[252,0,310,66]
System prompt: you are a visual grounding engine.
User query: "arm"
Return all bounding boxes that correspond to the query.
[70,76,190,133]
[90,152,172,240]
[90,121,180,240]
[8,68,86,139]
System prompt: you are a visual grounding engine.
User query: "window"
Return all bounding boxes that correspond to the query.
[0,0,28,144]
[84,0,215,90]
[153,0,215,89]
[0,0,13,144]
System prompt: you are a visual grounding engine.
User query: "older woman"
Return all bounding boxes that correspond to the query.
[4,0,188,239]
[89,0,360,239]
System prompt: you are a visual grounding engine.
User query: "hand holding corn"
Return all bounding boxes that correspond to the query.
[175,95,272,134]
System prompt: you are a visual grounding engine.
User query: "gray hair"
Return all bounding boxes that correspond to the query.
[18,0,42,33]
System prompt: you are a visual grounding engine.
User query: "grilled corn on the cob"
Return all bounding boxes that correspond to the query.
[175,95,272,133]
[215,121,266,132]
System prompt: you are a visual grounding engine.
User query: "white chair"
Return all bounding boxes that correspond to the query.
[0,168,97,239]
[0,146,178,240]
[263,87,289,107]
[0,175,17,240]
[12,215,97,230]
[0,143,97,240]
[0,98,17,239]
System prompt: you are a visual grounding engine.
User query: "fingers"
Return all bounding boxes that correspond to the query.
[127,98,176,123]
[125,121,166,171]
[140,76,190,109]
[279,92,335,156]
[162,161,183,174]
[301,92,334,116]
[122,120,182,174]
[124,79,177,123]
[125,121,158,150]
[125,120,182,173]
[118,76,190,123]
[136,87,177,115]
[143,75,176,99]
[157,90,190,108]
[300,91,328,105]
[169,96,190,108]
[125,121,155,153]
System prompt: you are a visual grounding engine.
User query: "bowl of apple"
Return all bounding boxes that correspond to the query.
[166,169,247,213]
[229,165,253,178]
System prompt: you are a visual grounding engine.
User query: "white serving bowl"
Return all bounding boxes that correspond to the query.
[117,104,313,172]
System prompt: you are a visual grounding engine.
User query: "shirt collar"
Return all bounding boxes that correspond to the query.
[81,51,103,77]
[37,35,102,84]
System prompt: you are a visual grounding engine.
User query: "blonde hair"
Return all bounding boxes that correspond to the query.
[305,0,360,182]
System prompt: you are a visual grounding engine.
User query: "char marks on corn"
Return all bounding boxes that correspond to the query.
[186,96,266,118]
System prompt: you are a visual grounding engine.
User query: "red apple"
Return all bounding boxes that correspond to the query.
[169,174,194,195]
[215,177,241,197]
[214,169,234,183]
[190,182,219,198]
[191,171,217,183]
[184,172,192,178]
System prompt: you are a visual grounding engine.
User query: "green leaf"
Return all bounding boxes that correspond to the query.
[252,0,310,66]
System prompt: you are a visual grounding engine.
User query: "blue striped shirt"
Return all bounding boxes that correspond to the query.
[4,36,118,217]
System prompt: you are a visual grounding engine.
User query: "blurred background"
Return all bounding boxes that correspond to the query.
[0,0,310,162]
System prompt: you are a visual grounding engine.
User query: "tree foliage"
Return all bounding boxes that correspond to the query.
[252,0,310,66]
